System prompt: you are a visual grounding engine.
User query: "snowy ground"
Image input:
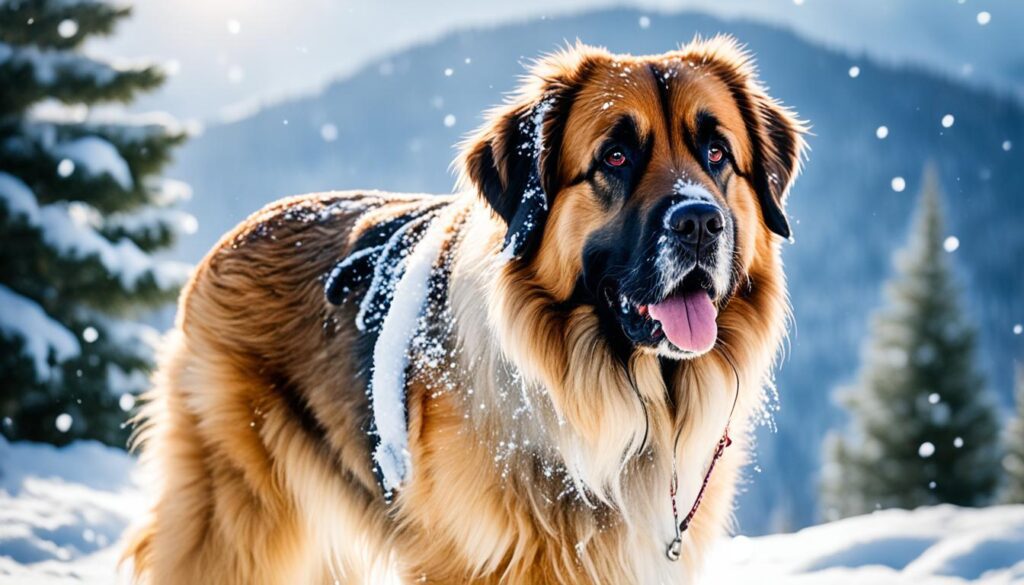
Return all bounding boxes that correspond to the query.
[2,437,1022,584]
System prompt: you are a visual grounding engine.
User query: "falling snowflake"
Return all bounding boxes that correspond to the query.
[928,393,941,404]
[891,177,906,192]
[1013,324,1022,335]
[848,66,861,78]
[320,123,338,142]
[941,114,955,128]
[444,68,454,77]
[876,126,889,139]
[226,19,241,35]
[976,11,991,25]
[954,437,964,448]
[57,19,78,38]
[943,236,960,252]
[55,413,73,433]
[82,327,98,343]
[57,159,75,178]
[443,114,456,128]
[1003,140,1013,152]
[119,393,136,411]
[638,16,651,29]
[918,442,936,458]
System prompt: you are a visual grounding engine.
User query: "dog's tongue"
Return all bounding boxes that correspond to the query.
[648,290,718,353]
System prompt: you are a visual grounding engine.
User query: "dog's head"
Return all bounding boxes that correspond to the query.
[460,38,805,361]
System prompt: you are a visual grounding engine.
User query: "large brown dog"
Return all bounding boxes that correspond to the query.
[124,37,805,584]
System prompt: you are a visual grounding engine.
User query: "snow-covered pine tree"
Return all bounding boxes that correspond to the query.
[0,0,193,447]
[821,164,1002,519]
[1001,365,1024,503]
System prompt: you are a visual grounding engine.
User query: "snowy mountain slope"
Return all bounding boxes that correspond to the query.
[1,438,1022,584]
[166,9,1024,535]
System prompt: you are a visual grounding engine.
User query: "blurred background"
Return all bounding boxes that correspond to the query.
[1,0,1023,581]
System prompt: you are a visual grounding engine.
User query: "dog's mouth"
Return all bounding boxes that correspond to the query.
[605,269,719,357]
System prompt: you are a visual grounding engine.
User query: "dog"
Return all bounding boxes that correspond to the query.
[124,37,805,584]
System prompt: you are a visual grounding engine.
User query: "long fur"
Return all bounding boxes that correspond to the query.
[123,37,805,584]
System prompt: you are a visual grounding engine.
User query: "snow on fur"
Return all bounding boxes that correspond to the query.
[499,98,553,262]
[369,211,451,491]
[355,211,436,332]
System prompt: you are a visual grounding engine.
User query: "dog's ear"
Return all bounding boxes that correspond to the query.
[458,46,598,261]
[693,36,807,239]
[747,91,806,239]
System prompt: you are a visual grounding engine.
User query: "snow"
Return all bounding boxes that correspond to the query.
[0,436,140,584]
[370,212,450,491]
[704,505,1024,584]
[147,178,192,206]
[37,202,191,289]
[106,363,149,395]
[0,43,143,88]
[892,177,907,192]
[106,207,198,237]
[53,137,133,190]
[1,437,1022,584]
[355,211,436,332]
[919,442,936,458]
[0,172,39,223]
[57,20,78,39]
[55,413,73,433]
[0,284,80,380]
[82,313,161,364]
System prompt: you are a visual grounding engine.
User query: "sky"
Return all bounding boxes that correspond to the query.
[87,0,1019,123]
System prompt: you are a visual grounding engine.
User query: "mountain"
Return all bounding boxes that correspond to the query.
[94,0,1024,120]
[167,9,1024,534]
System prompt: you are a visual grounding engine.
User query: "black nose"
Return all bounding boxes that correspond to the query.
[665,202,725,248]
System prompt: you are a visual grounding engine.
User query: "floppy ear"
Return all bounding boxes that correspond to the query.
[691,35,806,239]
[748,92,806,239]
[458,47,596,261]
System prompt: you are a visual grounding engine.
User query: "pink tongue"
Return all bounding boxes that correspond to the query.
[648,290,718,353]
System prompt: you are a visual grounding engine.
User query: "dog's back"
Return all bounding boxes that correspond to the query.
[124,192,434,584]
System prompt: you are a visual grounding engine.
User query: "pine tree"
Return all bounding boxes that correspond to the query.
[1001,365,1024,503]
[821,164,1002,519]
[0,0,193,447]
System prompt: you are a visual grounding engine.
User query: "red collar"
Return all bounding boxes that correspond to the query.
[665,361,739,562]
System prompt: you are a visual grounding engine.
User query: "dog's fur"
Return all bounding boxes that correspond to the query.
[124,38,805,584]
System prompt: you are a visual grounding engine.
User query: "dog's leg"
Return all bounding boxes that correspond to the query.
[123,330,322,584]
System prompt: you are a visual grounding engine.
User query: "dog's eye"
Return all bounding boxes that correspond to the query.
[707,143,726,165]
[604,149,628,168]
